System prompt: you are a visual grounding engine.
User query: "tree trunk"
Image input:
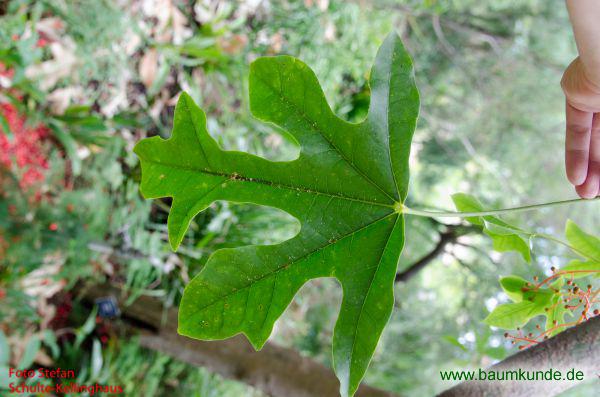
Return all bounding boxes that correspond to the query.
[438,316,600,397]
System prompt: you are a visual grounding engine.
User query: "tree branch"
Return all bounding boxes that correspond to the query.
[437,316,600,397]
[79,283,398,397]
[395,224,476,283]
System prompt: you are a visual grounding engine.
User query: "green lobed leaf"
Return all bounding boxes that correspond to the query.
[486,231,531,263]
[561,260,600,279]
[499,275,529,303]
[484,293,552,329]
[544,294,569,337]
[565,220,600,262]
[450,193,484,226]
[491,275,570,333]
[134,33,419,397]
[485,281,554,329]
[452,193,532,262]
[562,261,599,272]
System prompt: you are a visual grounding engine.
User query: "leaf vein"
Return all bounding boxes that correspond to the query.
[254,72,397,203]
[182,212,397,327]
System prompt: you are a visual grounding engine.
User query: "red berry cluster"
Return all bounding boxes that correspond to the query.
[504,267,599,350]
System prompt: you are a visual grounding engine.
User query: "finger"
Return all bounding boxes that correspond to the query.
[590,113,600,197]
[575,169,599,198]
[565,101,593,186]
[590,113,600,164]
[576,113,600,198]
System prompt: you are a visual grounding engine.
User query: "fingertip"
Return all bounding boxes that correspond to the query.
[566,155,589,186]
[575,172,600,199]
[568,172,588,187]
[575,185,594,199]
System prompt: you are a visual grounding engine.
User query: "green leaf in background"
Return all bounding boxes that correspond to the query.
[452,193,532,262]
[0,366,9,389]
[565,220,600,262]
[488,221,599,336]
[0,331,8,365]
[542,277,571,337]
[0,112,12,140]
[484,294,551,329]
[499,275,529,302]
[134,33,419,397]
[17,336,40,369]
[563,221,600,279]
[544,294,569,337]
[486,277,557,329]
[75,307,98,350]
[49,120,82,176]
[91,339,103,380]
[42,329,60,359]
[442,335,468,352]
[562,260,600,276]
[490,276,569,335]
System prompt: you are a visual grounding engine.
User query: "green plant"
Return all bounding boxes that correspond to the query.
[483,220,599,345]
[135,33,598,396]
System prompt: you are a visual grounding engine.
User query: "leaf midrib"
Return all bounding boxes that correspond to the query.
[384,46,401,201]
[143,157,394,208]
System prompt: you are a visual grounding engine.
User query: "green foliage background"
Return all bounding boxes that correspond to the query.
[0,0,598,396]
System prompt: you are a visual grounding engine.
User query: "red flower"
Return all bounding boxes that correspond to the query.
[36,38,49,48]
[0,63,14,79]
[0,103,50,189]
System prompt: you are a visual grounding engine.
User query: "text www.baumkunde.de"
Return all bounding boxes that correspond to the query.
[440,368,585,382]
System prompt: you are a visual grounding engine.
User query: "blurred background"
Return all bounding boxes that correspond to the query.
[0,0,598,396]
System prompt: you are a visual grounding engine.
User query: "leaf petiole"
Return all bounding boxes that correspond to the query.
[402,197,598,218]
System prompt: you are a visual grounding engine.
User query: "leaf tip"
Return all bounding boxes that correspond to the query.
[174,90,207,126]
[383,30,401,45]
[244,332,268,351]
[167,209,187,251]
[177,90,194,106]
[565,218,576,231]
[168,226,184,252]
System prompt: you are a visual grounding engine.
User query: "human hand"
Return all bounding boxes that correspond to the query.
[561,57,600,198]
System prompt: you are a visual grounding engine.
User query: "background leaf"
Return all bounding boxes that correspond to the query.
[499,275,529,302]
[17,336,40,369]
[452,193,532,262]
[565,220,600,262]
[484,299,548,329]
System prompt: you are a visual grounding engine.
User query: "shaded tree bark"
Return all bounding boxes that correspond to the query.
[438,316,600,397]
[80,283,398,397]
